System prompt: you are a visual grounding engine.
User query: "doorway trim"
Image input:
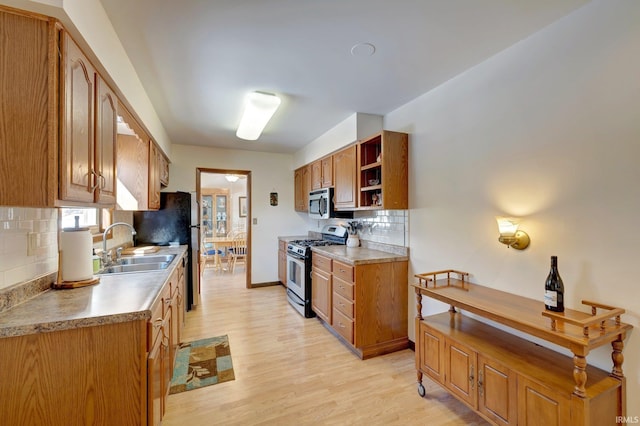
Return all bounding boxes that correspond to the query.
[196,167,252,289]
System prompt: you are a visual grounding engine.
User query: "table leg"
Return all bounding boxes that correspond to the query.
[573,354,587,397]
[611,336,625,379]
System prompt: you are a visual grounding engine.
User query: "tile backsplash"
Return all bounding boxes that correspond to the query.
[0,207,58,291]
[326,210,408,247]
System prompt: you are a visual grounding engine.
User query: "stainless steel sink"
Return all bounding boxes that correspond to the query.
[99,262,171,274]
[119,254,176,265]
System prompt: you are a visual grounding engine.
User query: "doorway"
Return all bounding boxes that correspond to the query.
[196,168,251,289]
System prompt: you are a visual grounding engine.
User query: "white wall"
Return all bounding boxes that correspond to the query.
[384,0,640,407]
[166,144,310,283]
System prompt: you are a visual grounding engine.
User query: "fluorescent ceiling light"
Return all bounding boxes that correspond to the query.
[225,174,239,182]
[236,91,281,140]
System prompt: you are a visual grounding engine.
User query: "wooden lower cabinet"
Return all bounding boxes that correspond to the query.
[0,265,183,426]
[311,253,332,323]
[0,321,147,425]
[278,240,287,285]
[445,338,478,409]
[311,252,408,359]
[478,355,517,426]
[417,313,624,426]
[517,376,570,426]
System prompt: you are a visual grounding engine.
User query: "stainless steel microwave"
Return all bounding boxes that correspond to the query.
[309,188,331,219]
[308,188,353,220]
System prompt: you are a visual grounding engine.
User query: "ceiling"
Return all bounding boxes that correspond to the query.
[100,0,588,154]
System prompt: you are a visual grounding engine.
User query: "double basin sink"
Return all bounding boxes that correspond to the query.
[98,254,176,275]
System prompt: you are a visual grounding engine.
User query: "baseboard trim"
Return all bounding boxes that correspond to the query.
[250,281,281,288]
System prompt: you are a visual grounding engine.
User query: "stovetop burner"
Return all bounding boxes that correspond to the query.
[287,225,348,258]
[289,239,334,248]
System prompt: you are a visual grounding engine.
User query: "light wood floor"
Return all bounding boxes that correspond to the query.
[162,268,489,426]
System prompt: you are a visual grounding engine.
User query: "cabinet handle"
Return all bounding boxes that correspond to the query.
[478,370,484,396]
[469,365,475,389]
[90,169,100,192]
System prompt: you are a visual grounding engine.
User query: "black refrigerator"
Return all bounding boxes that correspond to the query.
[133,191,200,310]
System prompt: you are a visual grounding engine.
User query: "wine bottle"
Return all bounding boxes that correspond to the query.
[544,256,565,312]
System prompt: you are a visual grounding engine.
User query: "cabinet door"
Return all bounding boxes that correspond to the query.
[159,152,170,186]
[445,338,477,409]
[478,354,517,426]
[161,307,172,416]
[333,145,357,209]
[418,322,445,384]
[95,76,117,204]
[294,166,310,211]
[517,376,570,426]
[60,33,95,203]
[278,249,287,285]
[147,334,162,426]
[310,160,322,190]
[311,269,331,323]
[148,142,161,210]
[321,156,333,188]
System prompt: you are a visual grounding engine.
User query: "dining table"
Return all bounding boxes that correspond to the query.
[203,236,236,271]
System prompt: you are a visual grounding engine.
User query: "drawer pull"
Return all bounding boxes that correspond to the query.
[470,365,475,389]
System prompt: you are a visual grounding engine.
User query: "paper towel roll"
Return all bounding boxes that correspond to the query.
[60,229,93,282]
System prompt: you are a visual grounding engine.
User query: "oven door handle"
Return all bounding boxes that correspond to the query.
[287,252,306,261]
[287,288,305,305]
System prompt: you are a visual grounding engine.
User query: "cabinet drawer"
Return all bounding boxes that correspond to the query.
[312,253,332,273]
[332,308,354,344]
[332,260,353,283]
[333,277,354,302]
[333,292,354,318]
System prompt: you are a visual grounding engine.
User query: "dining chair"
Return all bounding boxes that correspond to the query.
[227,232,247,273]
[201,240,222,276]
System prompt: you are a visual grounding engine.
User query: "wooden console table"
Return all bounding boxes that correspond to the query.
[413,270,632,426]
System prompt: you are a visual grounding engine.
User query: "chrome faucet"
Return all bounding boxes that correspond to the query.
[102,222,137,266]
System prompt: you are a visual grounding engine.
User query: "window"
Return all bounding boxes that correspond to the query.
[59,208,112,242]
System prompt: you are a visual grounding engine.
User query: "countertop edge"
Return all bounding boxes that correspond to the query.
[310,245,409,265]
[0,246,186,338]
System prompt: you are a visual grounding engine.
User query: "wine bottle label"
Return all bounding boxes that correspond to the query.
[545,290,558,307]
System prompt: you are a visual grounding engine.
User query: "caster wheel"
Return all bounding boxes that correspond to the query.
[417,383,426,397]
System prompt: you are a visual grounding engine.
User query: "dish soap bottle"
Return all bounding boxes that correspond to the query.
[544,256,564,312]
[92,249,101,274]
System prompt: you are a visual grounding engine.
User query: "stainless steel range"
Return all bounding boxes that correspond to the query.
[286,225,348,317]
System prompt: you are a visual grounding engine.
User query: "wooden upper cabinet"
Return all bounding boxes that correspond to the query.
[333,145,357,209]
[60,32,118,205]
[310,160,322,190]
[159,151,170,187]
[357,130,408,210]
[310,156,333,190]
[0,9,58,207]
[94,76,117,204]
[60,33,95,203]
[321,156,333,188]
[148,142,161,210]
[294,165,310,212]
[116,133,149,210]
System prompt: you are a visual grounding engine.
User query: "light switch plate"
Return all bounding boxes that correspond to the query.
[252,218,258,225]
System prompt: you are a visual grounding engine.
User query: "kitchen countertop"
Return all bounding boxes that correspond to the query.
[310,245,409,265]
[0,246,187,339]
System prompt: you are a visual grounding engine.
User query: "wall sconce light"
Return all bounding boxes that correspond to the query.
[236,91,281,140]
[225,174,239,183]
[496,216,530,250]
